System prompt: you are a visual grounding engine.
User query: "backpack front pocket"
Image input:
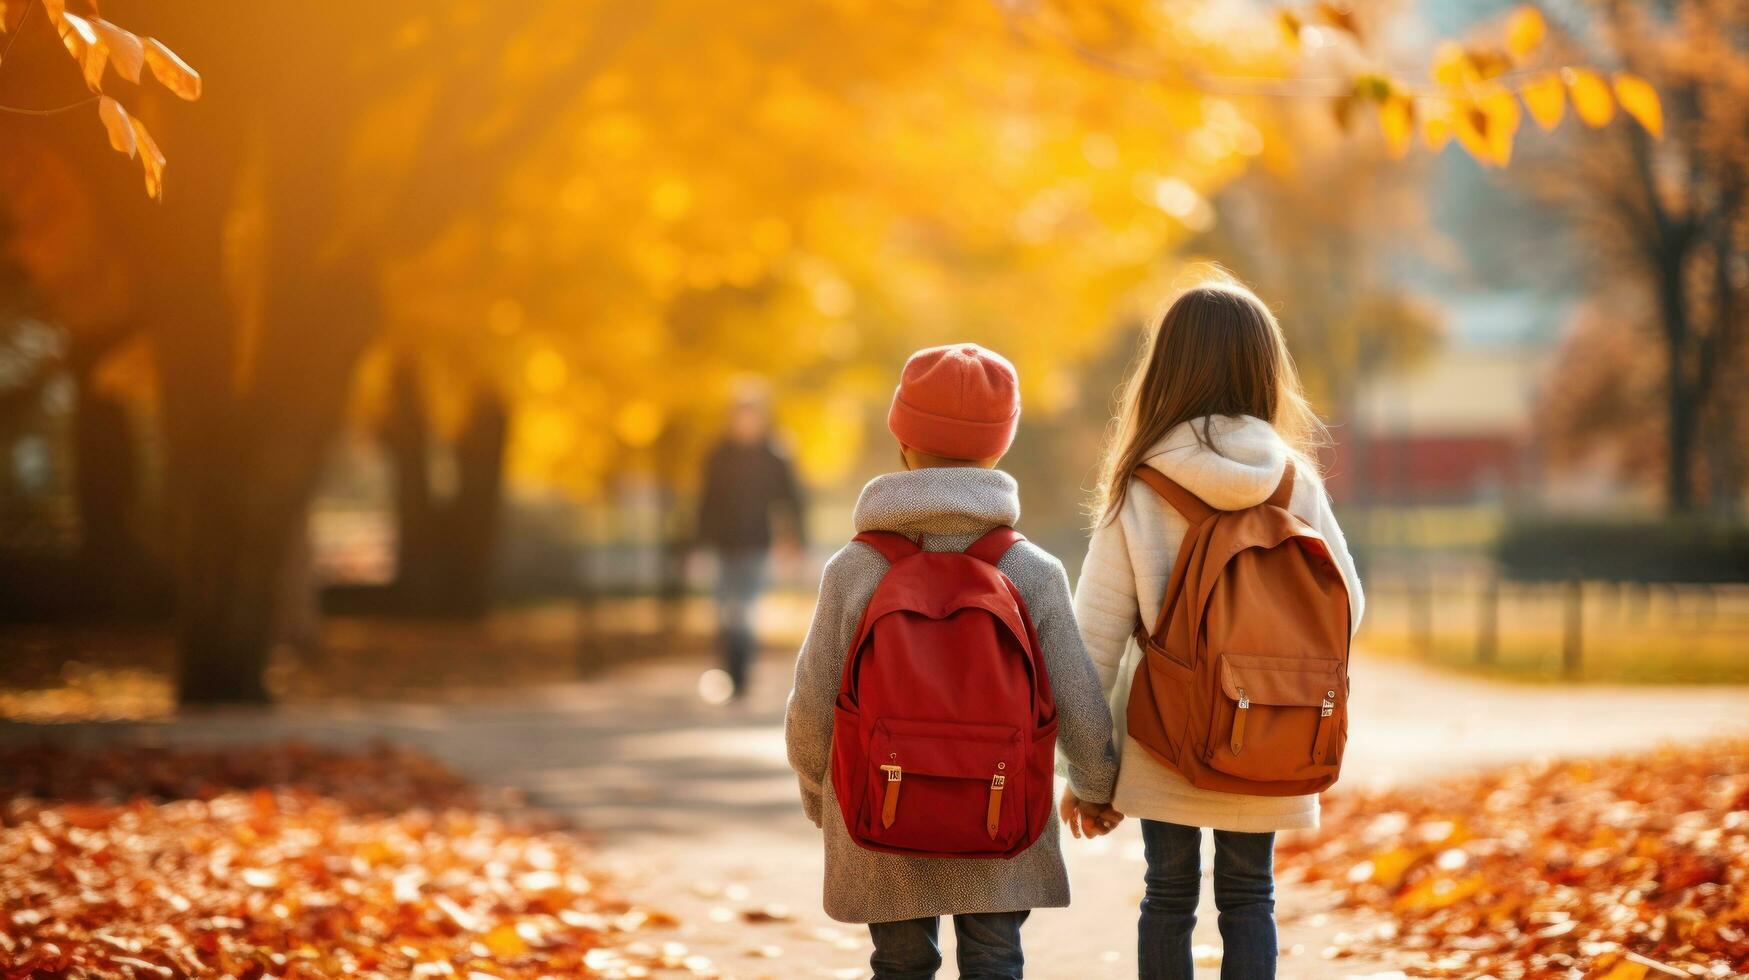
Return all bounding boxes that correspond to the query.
[864,718,1023,855]
[1204,654,1345,783]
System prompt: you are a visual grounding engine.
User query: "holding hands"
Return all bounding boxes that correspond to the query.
[1058,787,1124,839]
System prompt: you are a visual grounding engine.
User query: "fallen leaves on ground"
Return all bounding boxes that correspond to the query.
[1277,740,1749,978]
[0,742,709,978]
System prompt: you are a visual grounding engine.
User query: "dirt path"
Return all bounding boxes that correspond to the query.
[7,651,1748,978]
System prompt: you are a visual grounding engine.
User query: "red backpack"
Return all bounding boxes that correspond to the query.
[830,527,1057,859]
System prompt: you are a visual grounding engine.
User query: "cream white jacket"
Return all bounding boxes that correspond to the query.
[1073,415,1364,832]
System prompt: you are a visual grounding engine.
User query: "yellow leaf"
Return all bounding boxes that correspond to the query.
[1313,2,1361,39]
[1431,41,1475,87]
[97,96,135,158]
[1393,872,1485,913]
[1480,86,1521,164]
[57,11,107,92]
[1276,11,1301,49]
[1420,102,1454,151]
[93,19,144,84]
[1591,960,1649,980]
[1613,72,1663,139]
[129,115,165,199]
[143,37,201,101]
[482,924,528,958]
[1378,95,1414,158]
[1505,6,1546,60]
[1454,103,1494,165]
[1565,67,1615,127]
[1520,71,1565,130]
[1468,49,1513,81]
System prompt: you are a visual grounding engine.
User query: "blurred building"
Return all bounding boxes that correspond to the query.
[1326,293,1548,508]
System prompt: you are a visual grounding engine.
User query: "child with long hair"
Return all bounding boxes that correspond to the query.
[1069,274,1365,979]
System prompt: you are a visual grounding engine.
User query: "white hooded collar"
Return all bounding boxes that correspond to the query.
[1142,415,1290,511]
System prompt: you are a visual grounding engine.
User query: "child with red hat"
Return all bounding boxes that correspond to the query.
[785,343,1119,979]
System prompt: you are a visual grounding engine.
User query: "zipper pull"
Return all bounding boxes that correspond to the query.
[880,765,902,828]
[1230,688,1248,755]
[986,773,1006,839]
[1313,690,1338,764]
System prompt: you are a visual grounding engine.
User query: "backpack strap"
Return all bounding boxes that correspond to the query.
[853,530,922,564]
[964,526,1025,567]
[1267,460,1296,509]
[1132,466,1214,524]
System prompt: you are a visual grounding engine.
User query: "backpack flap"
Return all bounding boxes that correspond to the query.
[1214,653,1344,776]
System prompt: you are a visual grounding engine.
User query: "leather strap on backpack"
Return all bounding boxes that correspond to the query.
[1128,461,1295,653]
[853,530,922,564]
[1132,466,1214,524]
[1133,461,1296,517]
[965,526,1025,567]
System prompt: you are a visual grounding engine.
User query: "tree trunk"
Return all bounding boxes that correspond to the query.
[1654,259,1699,514]
[442,388,507,616]
[71,380,145,616]
[63,326,158,614]
[379,368,507,617]
[156,258,378,704]
[383,356,438,611]
[174,502,286,704]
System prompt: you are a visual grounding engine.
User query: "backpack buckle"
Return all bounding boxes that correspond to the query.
[881,764,903,782]
[991,774,1006,789]
[1236,688,1250,711]
[1321,691,1335,717]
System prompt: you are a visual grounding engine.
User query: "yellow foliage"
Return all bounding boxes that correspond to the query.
[1566,68,1617,127]
[129,117,166,200]
[1431,41,1476,87]
[1520,72,1566,131]
[1505,6,1547,60]
[1612,72,1664,139]
[1590,959,1650,980]
[1377,95,1414,159]
[613,400,665,450]
[142,37,202,101]
[1393,871,1485,913]
[1419,101,1454,152]
[96,97,135,158]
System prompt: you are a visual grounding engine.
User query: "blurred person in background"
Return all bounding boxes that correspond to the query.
[695,382,806,702]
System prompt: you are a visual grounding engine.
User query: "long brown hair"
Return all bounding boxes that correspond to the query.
[1094,274,1325,524]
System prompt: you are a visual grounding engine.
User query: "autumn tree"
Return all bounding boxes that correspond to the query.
[1529,0,1747,514]
[0,0,1664,704]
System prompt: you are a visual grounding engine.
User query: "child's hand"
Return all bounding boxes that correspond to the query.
[1059,787,1124,838]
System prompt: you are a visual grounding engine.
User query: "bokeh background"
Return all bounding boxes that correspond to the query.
[2,1,1748,977]
[1,0,1741,714]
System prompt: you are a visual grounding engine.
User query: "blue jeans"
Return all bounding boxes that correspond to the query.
[713,549,767,694]
[868,910,1029,979]
[1139,820,1276,980]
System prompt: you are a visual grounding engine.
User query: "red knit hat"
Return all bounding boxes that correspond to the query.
[888,344,1020,460]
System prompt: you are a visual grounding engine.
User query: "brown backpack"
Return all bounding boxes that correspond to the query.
[1125,461,1352,797]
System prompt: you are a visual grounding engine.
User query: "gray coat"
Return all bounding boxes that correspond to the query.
[784,467,1118,924]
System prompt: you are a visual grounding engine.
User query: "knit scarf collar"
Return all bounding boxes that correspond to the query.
[852,467,1022,538]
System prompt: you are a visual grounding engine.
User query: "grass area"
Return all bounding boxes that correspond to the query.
[1361,582,1749,685]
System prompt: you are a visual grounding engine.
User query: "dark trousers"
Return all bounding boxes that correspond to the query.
[1139,820,1277,979]
[713,549,766,693]
[868,910,1029,979]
